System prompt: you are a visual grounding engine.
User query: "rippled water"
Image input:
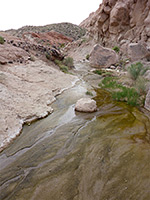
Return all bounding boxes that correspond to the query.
[0,83,150,200]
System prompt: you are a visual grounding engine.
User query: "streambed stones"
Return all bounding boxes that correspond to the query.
[75,98,97,113]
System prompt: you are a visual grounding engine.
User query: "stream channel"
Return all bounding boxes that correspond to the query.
[0,62,150,200]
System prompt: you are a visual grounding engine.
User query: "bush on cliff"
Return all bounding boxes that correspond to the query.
[0,36,5,44]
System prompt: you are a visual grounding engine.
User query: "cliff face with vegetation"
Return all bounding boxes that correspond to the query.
[80,0,150,48]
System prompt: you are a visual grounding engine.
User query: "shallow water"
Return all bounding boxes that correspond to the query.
[0,83,150,200]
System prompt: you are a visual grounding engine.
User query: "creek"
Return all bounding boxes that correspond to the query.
[0,62,150,200]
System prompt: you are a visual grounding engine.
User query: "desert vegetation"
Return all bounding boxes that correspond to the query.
[97,62,148,106]
[0,36,5,44]
[112,46,120,53]
[54,57,74,73]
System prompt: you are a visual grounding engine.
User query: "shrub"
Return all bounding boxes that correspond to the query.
[86,54,90,60]
[99,76,140,106]
[60,43,65,48]
[93,70,102,75]
[63,57,74,68]
[128,62,143,80]
[112,46,120,53]
[54,59,62,65]
[112,87,139,106]
[59,65,68,73]
[93,69,113,77]
[100,77,118,88]
[45,52,51,60]
[0,36,5,44]
[86,91,93,96]
[54,59,69,73]
[135,76,147,95]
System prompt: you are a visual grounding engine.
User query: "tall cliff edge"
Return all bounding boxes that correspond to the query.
[80,0,150,49]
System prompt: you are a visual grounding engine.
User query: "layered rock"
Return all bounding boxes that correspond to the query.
[0,43,29,64]
[0,32,65,65]
[23,30,73,47]
[0,60,77,152]
[80,0,150,52]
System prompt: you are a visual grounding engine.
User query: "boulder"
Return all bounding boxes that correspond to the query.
[144,89,150,111]
[89,44,118,68]
[128,43,150,62]
[75,98,97,113]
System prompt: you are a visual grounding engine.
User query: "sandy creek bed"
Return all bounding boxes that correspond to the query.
[0,62,150,200]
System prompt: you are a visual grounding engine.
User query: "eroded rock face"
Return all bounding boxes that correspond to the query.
[80,0,150,53]
[89,44,118,68]
[0,43,29,64]
[0,60,77,151]
[75,98,97,113]
[23,30,73,47]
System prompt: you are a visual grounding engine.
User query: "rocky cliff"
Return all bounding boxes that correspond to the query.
[80,0,150,50]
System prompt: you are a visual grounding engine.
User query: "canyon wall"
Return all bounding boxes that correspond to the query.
[80,0,150,51]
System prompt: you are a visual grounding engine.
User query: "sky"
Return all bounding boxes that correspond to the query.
[1,0,102,31]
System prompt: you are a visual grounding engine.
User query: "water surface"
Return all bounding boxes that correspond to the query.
[0,82,150,200]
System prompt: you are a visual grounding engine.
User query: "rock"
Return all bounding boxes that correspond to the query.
[23,30,73,47]
[0,43,29,64]
[89,44,118,68]
[145,89,150,111]
[128,43,150,62]
[145,70,150,80]
[80,0,150,51]
[75,98,97,113]
[0,60,77,152]
[110,65,116,69]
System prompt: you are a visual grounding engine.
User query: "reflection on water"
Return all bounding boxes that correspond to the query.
[0,88,150,200]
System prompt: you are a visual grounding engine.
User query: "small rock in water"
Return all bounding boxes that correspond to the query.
[110,65,116,69]
[75,98,97,113]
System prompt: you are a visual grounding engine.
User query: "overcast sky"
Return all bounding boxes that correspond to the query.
[1,0,102,31]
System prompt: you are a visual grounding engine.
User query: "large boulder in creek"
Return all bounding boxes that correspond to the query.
[128,43,150,62]
[89,44,118,68]
[144,89,150,111]
[75,98,97,113]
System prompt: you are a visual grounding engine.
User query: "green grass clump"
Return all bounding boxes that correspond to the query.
[93,69,113,77]
[112,87,139,106]
[99,77,118,89]
[0,36,5,44]
[54,59,62,65]
[59,65,68,73]
[54,59,69,73]
[63,57,74,68]
[93,70,102,75]
[99,76,141,106]
[86,54,90,60]
[128,62,144,80]
[86,91,93,96]
[112,46,120,53]
[135,76,147,95]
